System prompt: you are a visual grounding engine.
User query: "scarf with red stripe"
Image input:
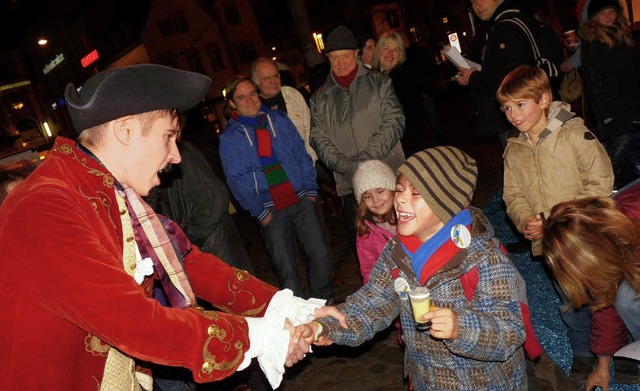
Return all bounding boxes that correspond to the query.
[399,209,473,286]
[233,109,298,211]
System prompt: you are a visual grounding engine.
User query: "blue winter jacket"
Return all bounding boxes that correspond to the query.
[219,105,318,221]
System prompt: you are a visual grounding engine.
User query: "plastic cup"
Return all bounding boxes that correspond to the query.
[564,30,577,49]
[408,287,431,331]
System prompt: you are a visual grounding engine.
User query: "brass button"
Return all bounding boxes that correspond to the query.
[201,361,214,374]
[126,236,134,242]
[207,325,217,337]
[129,264,136,271]
[120,209,127,215]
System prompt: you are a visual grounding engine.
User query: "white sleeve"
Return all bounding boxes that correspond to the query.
[264,289,326,326]
[237,316,290,389]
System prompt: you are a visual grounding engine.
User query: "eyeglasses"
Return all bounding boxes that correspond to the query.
[262,73,281,82]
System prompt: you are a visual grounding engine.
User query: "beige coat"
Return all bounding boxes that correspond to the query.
[281,86,317,164]
[503,101,614,255]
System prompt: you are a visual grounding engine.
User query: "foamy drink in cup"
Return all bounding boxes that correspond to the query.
[409,286,431,331]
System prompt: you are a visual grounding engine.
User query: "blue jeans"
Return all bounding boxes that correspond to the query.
[261,198,333,299]
[615,280,640,341]
[553,279,593,357]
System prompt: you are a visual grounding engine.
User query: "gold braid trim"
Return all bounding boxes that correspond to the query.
[58,142,118,229]
[198,317,245,381]
[215,269,266,316]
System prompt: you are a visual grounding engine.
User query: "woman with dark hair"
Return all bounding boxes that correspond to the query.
[543,182,640,388]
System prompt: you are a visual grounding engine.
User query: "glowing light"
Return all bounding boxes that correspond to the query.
[313,33,324,52]
[11,102,24,110]
[272,56,277,61]
[271,46,276,51]
[37,38,48,46]
[43,122,52,137]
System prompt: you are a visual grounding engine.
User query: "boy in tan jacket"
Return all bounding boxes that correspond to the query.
[498,65,614,382]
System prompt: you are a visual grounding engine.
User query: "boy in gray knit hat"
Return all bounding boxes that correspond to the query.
[304,146,528,390]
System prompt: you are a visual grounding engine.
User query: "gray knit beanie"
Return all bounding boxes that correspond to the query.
[397,146,478,224]
[324,25,358,53]
[352,160,397,203]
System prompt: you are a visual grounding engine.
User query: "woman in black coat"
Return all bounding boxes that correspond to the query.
[581,0,640,188]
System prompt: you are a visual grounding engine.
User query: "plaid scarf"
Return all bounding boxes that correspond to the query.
[123,185,196,309]
[233,110,298,211]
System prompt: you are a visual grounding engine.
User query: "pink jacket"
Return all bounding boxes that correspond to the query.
[356,220,395,284]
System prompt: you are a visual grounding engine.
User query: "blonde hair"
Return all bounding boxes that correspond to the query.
[372,32,407,72]
[542,197,640,312]
[77,109,179,147]
[580,8,633,48]
[496,66,553,106]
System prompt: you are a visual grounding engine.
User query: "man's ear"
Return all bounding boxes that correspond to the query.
[112,116,135,145]
[227,99,236,110]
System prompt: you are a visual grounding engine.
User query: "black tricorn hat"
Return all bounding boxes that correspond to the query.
[65,64,212,133]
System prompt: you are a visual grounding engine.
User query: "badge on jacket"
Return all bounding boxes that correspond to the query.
[451,224,471,249]
[394,278,410,301]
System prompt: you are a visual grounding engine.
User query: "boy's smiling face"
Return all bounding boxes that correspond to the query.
[500,92,550,137]
[394,175,444,242]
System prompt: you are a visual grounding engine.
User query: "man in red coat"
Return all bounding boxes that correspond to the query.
[0,64,343,390]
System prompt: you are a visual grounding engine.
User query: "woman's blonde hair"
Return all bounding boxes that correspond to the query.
[355,190,397,236]
[580,8,633,48]
[372,32,407,72]
[542,197,640,312]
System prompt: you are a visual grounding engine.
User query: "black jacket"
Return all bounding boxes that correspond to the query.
[581,35,640,139]
[159,142,254,273]
[469,0,539,137]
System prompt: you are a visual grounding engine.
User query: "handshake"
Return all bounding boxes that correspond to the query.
[284,305,347,365]
[241,291,347,388]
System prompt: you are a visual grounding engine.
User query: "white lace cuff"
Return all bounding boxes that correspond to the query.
[264,289,326,326]
[238,316,290,388]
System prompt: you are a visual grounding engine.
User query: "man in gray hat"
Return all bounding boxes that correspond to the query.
[0,64,344,390]
[310,25,405,250]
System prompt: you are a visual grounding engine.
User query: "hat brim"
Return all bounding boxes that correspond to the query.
[65,64,212,133]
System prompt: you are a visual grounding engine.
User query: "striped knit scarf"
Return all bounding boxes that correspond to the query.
[399,209,473,286]
[123,185,196,309]
[233,110,298,211]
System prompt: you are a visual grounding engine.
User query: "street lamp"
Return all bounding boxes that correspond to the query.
[312,33,324,53]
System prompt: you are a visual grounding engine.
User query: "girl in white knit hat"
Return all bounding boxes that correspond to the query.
[352,160,397,284]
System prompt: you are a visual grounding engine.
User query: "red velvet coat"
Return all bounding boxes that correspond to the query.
[0,138,278,389]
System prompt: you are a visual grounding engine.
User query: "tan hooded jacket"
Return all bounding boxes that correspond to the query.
[503,101,614,255]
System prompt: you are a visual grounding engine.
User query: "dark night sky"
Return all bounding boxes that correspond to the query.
[0,0,151,52]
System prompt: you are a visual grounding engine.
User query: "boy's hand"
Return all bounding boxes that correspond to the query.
[422,307,459,340]
[522,214,544,241]
[314,306,348,329]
